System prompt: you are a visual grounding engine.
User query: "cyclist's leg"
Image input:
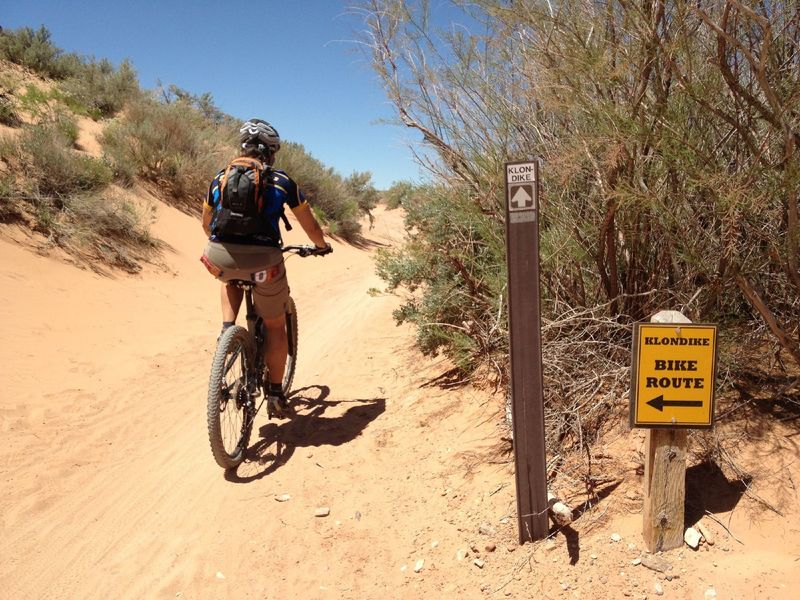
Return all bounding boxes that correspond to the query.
[221,282,244,324]
[206,241,289,385]
[263,314,288,385]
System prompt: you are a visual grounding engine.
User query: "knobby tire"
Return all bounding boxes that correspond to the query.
[207,326,255,470]
[282,296,298,396]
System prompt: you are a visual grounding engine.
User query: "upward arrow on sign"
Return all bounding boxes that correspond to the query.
[510,186,533,208]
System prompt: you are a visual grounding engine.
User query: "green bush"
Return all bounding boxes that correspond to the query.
[1,26,139,118]
[0,94,21,126]
[383,180,418,209]
[64,192,157,272]
[275,142,369,240]
[18,121,112,196]
[376,184,506,371]
[0,126,155,271]
[61,59,140,118]
[54,112,79,146]
[0,173,24,222]
[101,97,224,209]
[0,26,82,79]
[17,84,50,115]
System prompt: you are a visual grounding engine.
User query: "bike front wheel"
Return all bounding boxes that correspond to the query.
[207,326,255,469]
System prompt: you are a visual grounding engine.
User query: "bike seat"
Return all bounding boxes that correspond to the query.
[228,279,256,289]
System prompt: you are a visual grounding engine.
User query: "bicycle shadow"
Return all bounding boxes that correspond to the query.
[224,384,386,483]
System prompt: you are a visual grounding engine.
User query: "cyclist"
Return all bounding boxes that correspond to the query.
[201,118,331,415]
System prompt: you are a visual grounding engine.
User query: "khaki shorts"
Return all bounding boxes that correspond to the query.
[203,241,289,320]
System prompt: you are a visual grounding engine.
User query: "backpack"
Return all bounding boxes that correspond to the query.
[212,157,269,238]
[212,157,293,241]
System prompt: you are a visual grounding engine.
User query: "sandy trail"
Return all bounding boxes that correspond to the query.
[0,203,490,599]
[2,202,799,600]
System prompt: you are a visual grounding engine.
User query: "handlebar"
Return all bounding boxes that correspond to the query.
[282,244,332,257]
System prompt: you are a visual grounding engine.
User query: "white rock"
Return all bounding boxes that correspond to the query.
[704,588,717,600]
[590,554,598,560]
[414,559,424,573]
[611,533,622,542]
[215,571,225,580]
[654,582,664,596]
[632,558,642,566]
[400,564,407,572]
[431,540,440,549]
[474,558,485,569]
[456,549,468,561]
[274,493,291,502]
[684,527,702,549]
[315,507,330,517]
[479,523,496,536]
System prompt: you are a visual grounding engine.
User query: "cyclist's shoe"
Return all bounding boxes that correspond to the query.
[265,383,292,419]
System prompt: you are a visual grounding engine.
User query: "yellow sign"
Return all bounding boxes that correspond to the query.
[630,323,718,428]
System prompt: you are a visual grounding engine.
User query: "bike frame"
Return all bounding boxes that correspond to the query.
[206,244,328,468]
[235,244,321,412]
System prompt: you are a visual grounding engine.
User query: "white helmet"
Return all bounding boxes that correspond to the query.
[239,118,280,154]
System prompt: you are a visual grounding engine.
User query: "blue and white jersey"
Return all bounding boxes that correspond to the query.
[204,168,306,246]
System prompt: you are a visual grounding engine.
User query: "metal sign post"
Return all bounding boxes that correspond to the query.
[505,160,549,543]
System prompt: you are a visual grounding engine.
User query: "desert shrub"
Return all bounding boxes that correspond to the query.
[0,173,24,221]
[1,26,139,118]
[53,112,79,146]
[376,184,507,371]
[344,171,379,218]
[158,84,237,128]
[1,125,155,270]
[45,87,99,119]
[0,93,21,126]
[18,121,112,196]
[0,26,82,79]
[63,192,157,272]
[101,97,224,210]
[61,59,140,118]
[17,84,50,116]
[274,141,371,240]
[383,180,418,209]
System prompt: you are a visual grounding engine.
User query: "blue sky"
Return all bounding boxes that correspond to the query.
[0,0,436,189]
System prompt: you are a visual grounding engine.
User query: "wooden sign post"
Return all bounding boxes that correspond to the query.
[505,160,549,543]
[631,311,718,551]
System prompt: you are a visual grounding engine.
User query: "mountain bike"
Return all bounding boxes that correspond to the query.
[206,244,329,470]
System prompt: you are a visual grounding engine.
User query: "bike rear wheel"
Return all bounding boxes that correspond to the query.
[282,296,298,396]
[207,326,255,469]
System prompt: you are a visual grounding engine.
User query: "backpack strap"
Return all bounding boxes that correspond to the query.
[262,165,294,232]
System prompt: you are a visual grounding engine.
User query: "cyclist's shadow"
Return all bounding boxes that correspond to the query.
[224,384,386,483]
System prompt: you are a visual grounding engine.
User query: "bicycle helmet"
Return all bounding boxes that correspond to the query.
[239,118,281,155]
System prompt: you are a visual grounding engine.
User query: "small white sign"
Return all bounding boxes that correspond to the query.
[506,162,536,184]
[506,161,537,213]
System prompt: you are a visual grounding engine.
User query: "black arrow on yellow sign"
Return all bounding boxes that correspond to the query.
[646,395,704,411]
